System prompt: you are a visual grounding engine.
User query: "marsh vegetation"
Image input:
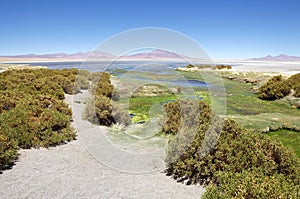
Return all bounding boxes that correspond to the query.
[112,68,300,198]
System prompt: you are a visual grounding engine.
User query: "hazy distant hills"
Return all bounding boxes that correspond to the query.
[0,51,114,59]
[2,51,300,62]
[249,54,300,61]
[124,49,187,59]
[0,49,188,61]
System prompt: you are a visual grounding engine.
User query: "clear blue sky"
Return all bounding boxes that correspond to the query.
[1,0,300,59]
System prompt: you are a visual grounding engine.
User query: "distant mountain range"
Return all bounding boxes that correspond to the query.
[124,49,187,59]
[0,51,114,59]
[2,51,300,62]
[249,54,300,61]
[0,49,189,61]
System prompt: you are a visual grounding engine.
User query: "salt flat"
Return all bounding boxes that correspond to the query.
[213,60,300,74]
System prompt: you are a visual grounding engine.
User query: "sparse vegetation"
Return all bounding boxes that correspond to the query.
[83,72,131,126]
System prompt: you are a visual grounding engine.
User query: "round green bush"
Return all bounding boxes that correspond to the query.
[258,75,291,100]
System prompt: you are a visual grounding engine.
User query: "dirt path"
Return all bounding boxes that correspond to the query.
[0,91,205,198]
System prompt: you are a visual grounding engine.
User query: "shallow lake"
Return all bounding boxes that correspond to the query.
[25,61,207,88]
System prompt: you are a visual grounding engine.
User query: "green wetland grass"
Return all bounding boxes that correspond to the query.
[118,71,300,159]
[128,95,176,123]
[268,129,300,158]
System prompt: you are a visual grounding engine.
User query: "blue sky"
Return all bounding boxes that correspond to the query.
[1,0,300,59]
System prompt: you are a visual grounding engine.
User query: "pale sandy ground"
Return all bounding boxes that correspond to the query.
[176,60,300,75]
[214,60,300,75]
[0,90,205,198]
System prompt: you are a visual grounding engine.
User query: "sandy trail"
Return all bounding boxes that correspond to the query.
[0,90,204,198]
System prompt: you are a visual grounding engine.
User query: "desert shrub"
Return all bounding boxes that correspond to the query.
[84,95,131,126]
[88,72,101,82]
[89,72,110,83]
[0,79,12,90]
[94,95,114,126]
[185,64,232,70]
[294,84,300,98]
[0,104,75,148]
[88,72,115,98]
[76,75,90,90]
[0,68,89,172]
[0,68,90,96]
[62,78,81,94]
[82,98,98,124]
[287,73,300,97]
[0,91,26,113]
[166,116,300,186]
[95,81,114,98]
[23,94,73,116]
[162,101,181,133]
[258,75,291,100]
[32,77,66,99]
[77,69,91,78]
[0,70,65,99]
[49,74,81,95]
[162,100,211,134]
[84,71,131,126]
[0,135,18,171]
[203,170,300,199]
[214,65,232,70]
[112,106,131,126]
[258,73,300,101]
[186,64,195,68]
[0,71,81,143]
